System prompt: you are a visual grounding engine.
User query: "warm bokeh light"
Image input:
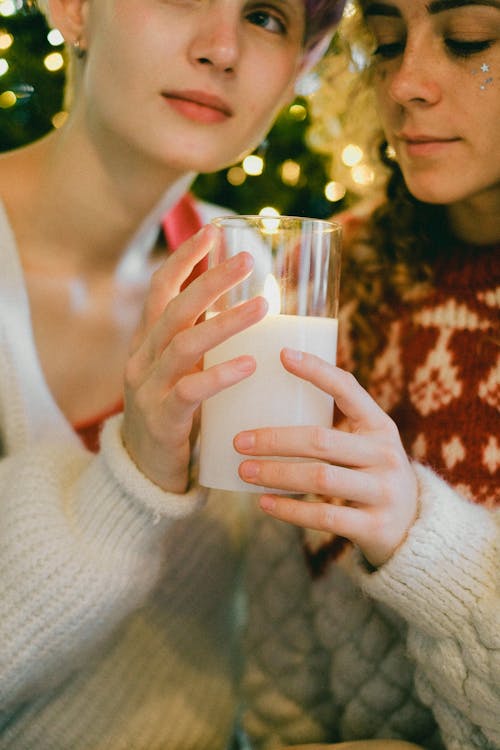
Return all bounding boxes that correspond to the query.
[341,143,363,167]
[0,58,8,76]
[242,154,264,176]
[258,207,281,234]
[0,89,16,107]
[288,103,307,121]
[280,159,301,186]
[0,31,13,50]
[351,164,375,186]
[0,0,16,18]
[324,181,346,202]
[47,28,64,46]
[43,51,64,72]
[51,110,68,129]
[226,166,246,186]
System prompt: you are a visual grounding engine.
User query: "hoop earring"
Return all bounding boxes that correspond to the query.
[73,39,86,59]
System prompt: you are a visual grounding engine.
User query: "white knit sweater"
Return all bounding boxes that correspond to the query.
[242,469,499,750]
[0,201,247,750]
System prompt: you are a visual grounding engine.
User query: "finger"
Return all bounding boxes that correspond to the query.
[234,424,384,468]
[160,355,257,427]
[238,459,382,505]
[140,224,218,333]
[258,494,366,542]
[150,295,268,389]
[281,348,397,434]
[147,250,256,359]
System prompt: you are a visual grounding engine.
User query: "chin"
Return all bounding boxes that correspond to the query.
[403,175,462,206]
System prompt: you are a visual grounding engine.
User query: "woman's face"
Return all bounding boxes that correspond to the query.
[364,0,500,208]
[71,0,306,174]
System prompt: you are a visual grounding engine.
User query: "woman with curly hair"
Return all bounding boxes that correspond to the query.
[237,1,499,748]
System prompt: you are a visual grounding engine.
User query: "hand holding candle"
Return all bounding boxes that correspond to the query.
[199,215,342,493]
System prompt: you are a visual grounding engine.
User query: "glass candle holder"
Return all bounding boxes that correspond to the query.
[199,214,342,493]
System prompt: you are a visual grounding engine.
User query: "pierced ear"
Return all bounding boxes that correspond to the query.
[47,0,89,47]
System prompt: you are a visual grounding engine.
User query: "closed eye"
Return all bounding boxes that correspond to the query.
[445,39,494,57]
[373,40,405,59]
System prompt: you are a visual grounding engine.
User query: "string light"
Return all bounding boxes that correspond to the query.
[0,89,16,107]
[280,160,301,186]
[51,110,68,128]
[324,181,346,202]
[43,51,64,71]
[341,143,363,167]
[351,164,375,186]
[242,154,264,176]
[0,31,13,49]
[288,103,307,121]
[258,207,281,234]
[47,28,64,46]
[0,0,17,18]
[226,166,246,186]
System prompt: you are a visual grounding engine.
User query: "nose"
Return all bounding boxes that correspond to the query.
[387,38,441,107]
[189,8,240,74]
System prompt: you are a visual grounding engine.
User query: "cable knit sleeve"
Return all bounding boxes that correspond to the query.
[241,513,334,750]
[356,462,500,749]
[0,413,206,711]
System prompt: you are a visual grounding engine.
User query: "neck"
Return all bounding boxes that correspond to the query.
[12,115,195,280]
[447,188,500,246]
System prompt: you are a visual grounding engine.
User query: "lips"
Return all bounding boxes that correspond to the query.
[396,132,461,158]
[162,89,233,123]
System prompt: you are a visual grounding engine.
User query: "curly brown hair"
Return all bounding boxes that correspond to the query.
[308,1,456,385]
[343,151,454,385]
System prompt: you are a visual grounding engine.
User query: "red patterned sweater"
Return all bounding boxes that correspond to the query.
[366,242,499,508]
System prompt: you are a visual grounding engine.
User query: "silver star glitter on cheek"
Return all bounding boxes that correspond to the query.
[472,62,493,90]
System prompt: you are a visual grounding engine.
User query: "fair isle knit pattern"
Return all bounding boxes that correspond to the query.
[242,241,499,750]
[370,243,498,507]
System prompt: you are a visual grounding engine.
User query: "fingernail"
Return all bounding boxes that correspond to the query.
[240,460,259,479]
[282,347,303,362]
[234,431,255,451]
[227,252,253,271]
[260,495,277,512]
[234,356,255,375]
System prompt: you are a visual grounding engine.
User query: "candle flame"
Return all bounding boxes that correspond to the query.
[263,274,281,315]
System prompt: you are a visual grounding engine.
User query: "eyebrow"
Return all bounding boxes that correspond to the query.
[364,0,500,16]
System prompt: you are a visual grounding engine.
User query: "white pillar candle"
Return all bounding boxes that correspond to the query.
[199,314,338,493]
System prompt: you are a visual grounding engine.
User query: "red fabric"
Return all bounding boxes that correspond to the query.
[74,400,124,453]
[74,193,205,453]
[162,192,207,289]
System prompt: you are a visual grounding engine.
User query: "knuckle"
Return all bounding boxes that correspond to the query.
[124,356,143,390]
[172,378,198,408]
[310,426,331,454]
[314,462,334,495]
[381,412,400,437]
[150,265,167,293]
[267,429,281,454]
[318,502,336,531]
[339,368,359,390]
[133,385,153,416]
[169,329,196,361]
[382,441,403,470]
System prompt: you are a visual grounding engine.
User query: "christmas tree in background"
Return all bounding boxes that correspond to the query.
[0,1,354,218]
